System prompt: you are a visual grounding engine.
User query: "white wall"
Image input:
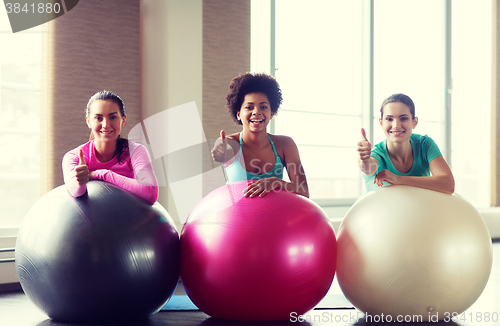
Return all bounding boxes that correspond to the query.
[141,0,203,228]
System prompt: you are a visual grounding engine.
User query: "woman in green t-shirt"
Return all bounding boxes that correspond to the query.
[357,93,455,194]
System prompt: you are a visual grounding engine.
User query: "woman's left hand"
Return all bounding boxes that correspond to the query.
[244,177,283,198]
[374,169,399,187]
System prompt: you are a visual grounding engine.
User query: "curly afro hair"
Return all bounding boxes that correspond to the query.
[226,72,283,125]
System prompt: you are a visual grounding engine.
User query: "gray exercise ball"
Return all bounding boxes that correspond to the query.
[15,181,180,324]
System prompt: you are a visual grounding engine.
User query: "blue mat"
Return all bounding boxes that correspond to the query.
[161,294,353,311]
[161,295,199,311]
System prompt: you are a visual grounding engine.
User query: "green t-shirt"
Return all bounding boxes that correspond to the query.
[363,134,442,193]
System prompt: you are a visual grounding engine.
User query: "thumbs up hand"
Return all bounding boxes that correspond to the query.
[357,128,372,161]
[212,130,228,163]
[74,149,90,185]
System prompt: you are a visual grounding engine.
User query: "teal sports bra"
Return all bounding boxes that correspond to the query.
[224,132,284,183]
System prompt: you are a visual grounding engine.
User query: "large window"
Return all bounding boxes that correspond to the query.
[274,0,364,203]
[251,0,491,208]
[0,10,41,229]
[373,0,446,148]
[451,0,491,208]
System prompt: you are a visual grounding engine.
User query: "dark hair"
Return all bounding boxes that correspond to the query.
[226,72,283,125]
[86,90,129,163]
[380,93,416,119]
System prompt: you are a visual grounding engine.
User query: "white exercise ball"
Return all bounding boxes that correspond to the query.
[337,185,492,322]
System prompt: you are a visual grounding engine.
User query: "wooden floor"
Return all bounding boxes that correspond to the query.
[1,242,500,326]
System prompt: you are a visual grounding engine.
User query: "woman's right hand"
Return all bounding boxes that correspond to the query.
[357,128,378,175]
[74,149,90,185]
[357,128,372,161]
[212,130,228,163]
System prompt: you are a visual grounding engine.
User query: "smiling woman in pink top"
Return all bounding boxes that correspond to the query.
[62,91,159,204]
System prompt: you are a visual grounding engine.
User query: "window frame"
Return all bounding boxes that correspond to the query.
[254,0,454,207]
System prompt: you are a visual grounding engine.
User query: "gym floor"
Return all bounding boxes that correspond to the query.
[1,241,499,326]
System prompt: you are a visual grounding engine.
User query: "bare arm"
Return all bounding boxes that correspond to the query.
[244,136,309,198]
[357,128,378,176]
[280,137,309,197]
[374,156,455,194]
[211,130,237,165]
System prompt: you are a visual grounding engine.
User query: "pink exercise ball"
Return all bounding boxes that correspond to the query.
[180,181,337,321]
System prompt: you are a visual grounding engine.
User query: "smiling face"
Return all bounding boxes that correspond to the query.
[237,92,273,132]
[86,99,126,144]
[379,101,418,143]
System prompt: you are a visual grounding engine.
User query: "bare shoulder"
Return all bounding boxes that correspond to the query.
[224,132,240,153]
[269,134,297,150]
[225,132,240,142]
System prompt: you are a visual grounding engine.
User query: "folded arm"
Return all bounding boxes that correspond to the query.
[374,156,455,194]
[92,145,159,203]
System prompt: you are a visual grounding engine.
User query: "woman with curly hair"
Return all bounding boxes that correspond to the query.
[212,72,309,198]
